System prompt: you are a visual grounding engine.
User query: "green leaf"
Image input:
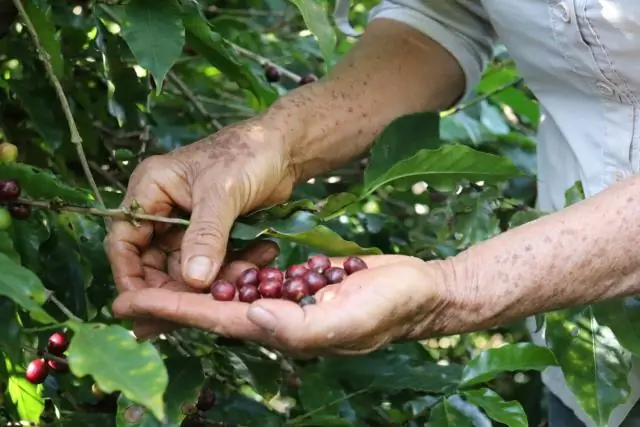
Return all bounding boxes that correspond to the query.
[0,230,20,263]
[23,1,64,78]
[595,298,640,359]
[50,413,116,427]
[462,388,528,427]
[545,308,633,426]
[564,181,586,206]
[115,357,204,427]
[67,323,169,422]
[363,144,522,197]
[317,192,358,218]
[204,393,284,427]
[0,253,55,324]
[182,7,277,109]
[460,343,557,388]
[366,112,442,184]
[0,298,22,362]
[298,364,346,417]
[509,209,544,228]
[288,0,337,64]
[429,397,478,427]
[120,0,184,86]
[5,358,45,422]
[0,162,90,203]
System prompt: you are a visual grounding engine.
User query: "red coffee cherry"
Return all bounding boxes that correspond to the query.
[47,358,69,373]
[238,285,260,303]
[285,264,308,278]
[324,267,347,284]
[259,267,284,283]
[307,254,331,273]
[258,279,282,299]
[282,278,309,302]
[264,65,281,83]
[237,267,260,288]
[8,203,30,220]
[47,331,69,355]
[299,74,317,85]
[211,280,236,301]
[25,359,49,384]
[303,270,327,295]
[0,179,21,200]
[343,256,368,275]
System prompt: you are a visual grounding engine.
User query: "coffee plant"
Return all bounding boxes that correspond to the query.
[0,0,637,426]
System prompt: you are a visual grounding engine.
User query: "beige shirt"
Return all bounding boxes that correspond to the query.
[334,1,640,426]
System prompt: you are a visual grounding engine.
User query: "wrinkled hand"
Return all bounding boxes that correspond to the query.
[104,119,296,335]
[112,255,455,357]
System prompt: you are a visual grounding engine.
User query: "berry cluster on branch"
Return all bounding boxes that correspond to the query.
[25,331,70,385]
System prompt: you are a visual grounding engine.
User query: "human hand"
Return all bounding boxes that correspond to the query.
[111,255,457,357]
[104,119,297,334]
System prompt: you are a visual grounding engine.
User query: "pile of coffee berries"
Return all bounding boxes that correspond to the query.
[0,178,31,230]
[25,331,70,385]
[210,255,367,305]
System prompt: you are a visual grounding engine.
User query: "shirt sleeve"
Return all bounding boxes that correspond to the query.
[368,0,498,102]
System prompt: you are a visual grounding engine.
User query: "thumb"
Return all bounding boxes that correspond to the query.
[181,181,239,290]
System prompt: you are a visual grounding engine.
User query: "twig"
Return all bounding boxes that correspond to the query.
[166,71,223,130]
[23,346,68,365]
[12,0,108,220]
[47,295,83,323]
[89,161,126,191]
[9,198,190,226]
[443,77,524,117]
[225,40,302,82]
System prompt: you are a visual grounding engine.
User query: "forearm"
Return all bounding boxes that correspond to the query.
[263,19,465,181]
[443,176,640,334]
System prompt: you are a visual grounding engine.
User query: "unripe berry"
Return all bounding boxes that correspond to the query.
[343,256,367,275]
[0,208,11,231]
[303,270,327,295]
[324,267,347,284]
[25,359,48,384]
[238,285,260,303]
[282,278,309,302]
[264,65,281,83]
[47,358,69,373]
[210,280,236,301]
[8,203,30,220]
[0,142,18,163]
[307,254,331,273]
[299,74,317,85]
[47,331,69,355]
[0,179,21,200]
[259,267,284,283]
[237,267,259,288]
[285,264,308,278]
[258,279,282,298]
[196,388,216,411]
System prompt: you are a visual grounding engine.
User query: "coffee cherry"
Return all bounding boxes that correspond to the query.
[299,295,317,307]
[259,267,284,283]
[196,388,216,411]
[8,203,30,220]
[210,280,236,301]
[237,267,259,288]
[285,264,308,278]
[238,285,260,303]
[47,358,69,373]
[0,208,11,231]
[303,270,327,295]
[343,256,367,275]
[324,267,347,284]
[0,142,18,163]
[282,278,309,302]
[299,74,317,85]
[307,254,331,273]
[47,331,69,355]
[264,65,281,83]
[25,359,48,384]
[0,179,21,200]
[258,279,282,299]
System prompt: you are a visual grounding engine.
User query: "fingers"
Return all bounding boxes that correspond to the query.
[180,176,241,290]
[105,156,191,293]
[230,240,280,266]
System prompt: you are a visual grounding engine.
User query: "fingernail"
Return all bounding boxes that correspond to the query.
[186,256,213,282]
[247,307,278,332]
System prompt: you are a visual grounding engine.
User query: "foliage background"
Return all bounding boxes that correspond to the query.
[0,0,638,426]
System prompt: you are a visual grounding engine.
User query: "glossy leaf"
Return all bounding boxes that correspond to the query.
[460,343,557,388]
[298,364,345,417]
[546,308,633,426]
[595,298,640,359]
[462,388,528,427]
[363,144,522,197]
[289,0,337,64]
[23,1,64,78]
[0,162,90,203]
[429,397,482,427]
[67,323,169,422]
[0,253,55,324]
[120,0,184,86]
[5,358,45,422]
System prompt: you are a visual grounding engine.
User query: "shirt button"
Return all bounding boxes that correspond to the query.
[596,81,615,96]
[554,2,571,22]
